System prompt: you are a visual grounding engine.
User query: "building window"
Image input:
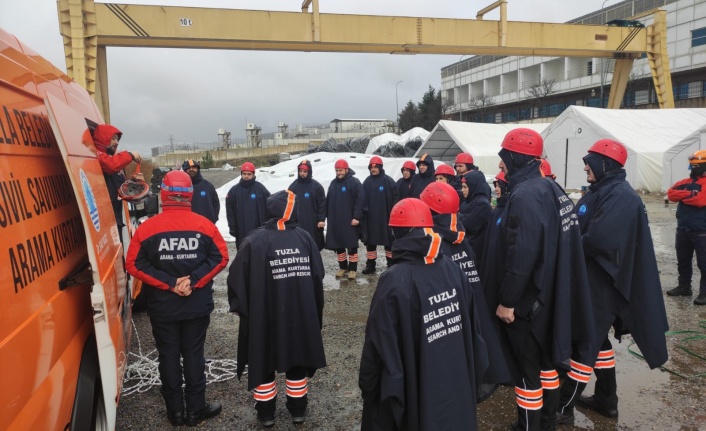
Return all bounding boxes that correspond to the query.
[687,81,702,98]
[693,27,706,48]
[635,89,649,105]
[587,61,593,76]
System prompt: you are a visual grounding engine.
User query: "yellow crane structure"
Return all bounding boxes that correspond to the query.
[57,0,674,123]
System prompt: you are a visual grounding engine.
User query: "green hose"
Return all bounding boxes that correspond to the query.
[628,320,706,378]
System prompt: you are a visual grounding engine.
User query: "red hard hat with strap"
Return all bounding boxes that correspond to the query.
[501,128,543,157]
[334,159,349,169]
[118,163,151,202]
[389,198,434,227]
[434,163,455,177]
[588,139,628,166]
[241,162,256,173]
[402,160,416,172]
[160,170,193,206]
[455,153,474,164]
[369,156,383,167]
[420,182,459,214]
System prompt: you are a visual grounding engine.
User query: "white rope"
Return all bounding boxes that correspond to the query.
[121,317,243,397]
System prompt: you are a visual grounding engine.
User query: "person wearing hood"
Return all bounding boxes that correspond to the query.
[228,190,326,428]
[126,170,228,427]
[396,160,416,200]
[452,152,492,200]
[484,128,596,431]
[225,162,271,249]
[665,149,706,305]
[459,170,492,265]
[408,153,435,198]
[92,124,142,241]
[420,182,511,393]
[361,156,399,274]
[288,159,326,251]
[325,159,365,279]
[555,139,668,425]
[182,159,219,223]
[359,198,492,431]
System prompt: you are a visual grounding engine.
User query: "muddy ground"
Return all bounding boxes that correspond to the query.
[115,171,706,430]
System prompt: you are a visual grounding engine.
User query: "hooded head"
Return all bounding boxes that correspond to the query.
[462,171,491,202]
[266,190,298,229]
[182,159,202,180]
[416,153,436,179]
[297,159,313,181]
[93,124,122,155]
[583,139,627,183]
[689,150,706,179]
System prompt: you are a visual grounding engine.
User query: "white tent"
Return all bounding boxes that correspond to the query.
[541,106,706,192]
[414,120,550,176]
[663,127,706,191]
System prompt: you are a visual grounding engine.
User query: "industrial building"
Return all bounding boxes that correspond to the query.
[441,0,706,123]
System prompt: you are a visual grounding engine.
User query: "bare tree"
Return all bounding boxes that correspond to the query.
[525,78,557,117]
[468,93,496,121]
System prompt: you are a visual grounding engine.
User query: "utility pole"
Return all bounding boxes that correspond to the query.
[396,80,403,134]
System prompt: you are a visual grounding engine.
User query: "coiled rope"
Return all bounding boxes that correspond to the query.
[121,318,242,396]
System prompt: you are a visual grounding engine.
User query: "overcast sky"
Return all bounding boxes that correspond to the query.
[0,1,607,156]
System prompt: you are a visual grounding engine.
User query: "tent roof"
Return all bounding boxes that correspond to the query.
[541,106,706,153]
[415,120,550,161]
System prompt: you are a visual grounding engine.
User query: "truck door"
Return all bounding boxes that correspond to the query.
[44,93,133,428]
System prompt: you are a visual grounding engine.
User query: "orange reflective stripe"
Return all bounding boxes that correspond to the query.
[337,253,347,261]
[420,153,428,162]
[254,381,277,401]
[277,190,296,230]
[597,349,615,359]
[568,371,591,383]
[540,370,559,379]
[422,228,441,264]
[450,214,458,231]
[256,382,276,391]
[570,360,593,374]
[349,254,359,262]
[515,387,543,410]
[594,359,616,369]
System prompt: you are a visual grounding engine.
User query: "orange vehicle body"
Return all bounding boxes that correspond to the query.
[0,28,135,430]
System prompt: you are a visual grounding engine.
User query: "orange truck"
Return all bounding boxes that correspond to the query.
[0,28,138,430]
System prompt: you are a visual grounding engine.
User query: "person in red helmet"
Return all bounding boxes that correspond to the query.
[361,156,399,274]
[325,159,365,279]
[555,139,668,425]
[434,163,456,183]
[126,170,228,427]
[396,160,416,199]
[228,190,326,428]
[92,124,142,242]
[225,161,271,249]
[452,152,491,202]
[359,198,493,431]
[288,159,326,250]
[420,182,511,391]
[484,128,595,431]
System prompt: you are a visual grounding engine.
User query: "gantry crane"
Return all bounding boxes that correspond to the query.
[57,0,674,122]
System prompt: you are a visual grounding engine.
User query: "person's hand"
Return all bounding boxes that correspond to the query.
[351,219,360,226]
[496,305,515,324]
[173,276,192,296]
[317,221,325,228]
[133,172,145,181]
[130,151,142,163]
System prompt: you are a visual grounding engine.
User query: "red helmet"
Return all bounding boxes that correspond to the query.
[588,139,627,166]
[241,162,255,173]
[420,182,459,214]
[455,153,474,165]
[495,171,507,183]
[161,170,193,206]
[334,159,349,169]
[402,160,416,172]
[434,163,455,177]
[369,156,383,168]
[501,128,543,157]
[540,159,554,177]
[389,198,434,227]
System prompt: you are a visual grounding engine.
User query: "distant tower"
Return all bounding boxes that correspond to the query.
[277,122,288,137]
[245,123,262,148]
[217,128,231,148]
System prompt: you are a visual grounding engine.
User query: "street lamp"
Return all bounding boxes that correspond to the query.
[457,54,469,121]
[396,80,403,134]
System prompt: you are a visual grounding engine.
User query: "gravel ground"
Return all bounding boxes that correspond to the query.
[116,177,706,430]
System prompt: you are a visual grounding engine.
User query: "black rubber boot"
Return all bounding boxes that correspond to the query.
[694,293,706,305]
[362,260,376,274]
[667,283,692,296]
